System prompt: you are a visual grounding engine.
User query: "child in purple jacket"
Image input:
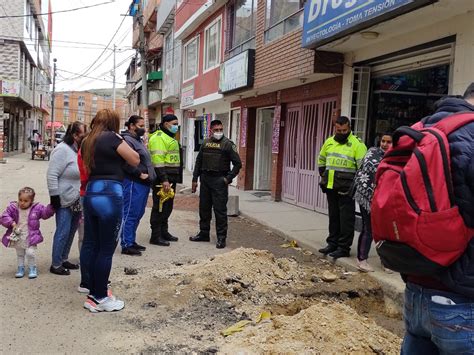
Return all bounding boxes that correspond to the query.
[1,187,55,279]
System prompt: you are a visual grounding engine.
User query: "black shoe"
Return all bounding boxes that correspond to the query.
[132,242,146,251]
[122,247,142,256]
[189,233,210,242]
[62,261,79,270]
[150,238,170,247]
[329,249,350,259]
[216,239,226,249]
[318,245,337,255]
[50,265,70,276]
[163,233,178,242]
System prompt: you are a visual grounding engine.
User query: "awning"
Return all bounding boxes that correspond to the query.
[46,121,64,129]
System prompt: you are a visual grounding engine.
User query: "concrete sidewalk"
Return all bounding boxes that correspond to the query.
[182,171,405,310]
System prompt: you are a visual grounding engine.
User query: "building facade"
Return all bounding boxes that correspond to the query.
[175,0,230,173]
[0,0,52,161]
[54,89,127,128]
[126,0,164,132]
[124,0,474,216]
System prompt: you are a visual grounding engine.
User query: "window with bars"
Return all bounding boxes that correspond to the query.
[350,67,371,142]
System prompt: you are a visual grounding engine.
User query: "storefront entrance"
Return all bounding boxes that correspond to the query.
[282,97,337,213]
[367,64,450,146]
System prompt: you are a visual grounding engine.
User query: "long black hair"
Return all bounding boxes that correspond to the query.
[125,115,144,129]
[63,121,85,146]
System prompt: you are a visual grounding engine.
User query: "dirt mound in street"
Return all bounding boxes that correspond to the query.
[220,302,401,354]
[117,248,401,353]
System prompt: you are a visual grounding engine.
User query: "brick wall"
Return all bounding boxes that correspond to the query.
[253,0,315,89]
[0,41,20,80]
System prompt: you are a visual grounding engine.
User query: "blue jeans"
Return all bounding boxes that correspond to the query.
[121,179,149,248]
[51,206,81,267]
[80,180,123,299]
[402,282,474,354]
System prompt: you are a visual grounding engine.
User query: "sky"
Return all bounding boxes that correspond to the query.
[50,0,134,93]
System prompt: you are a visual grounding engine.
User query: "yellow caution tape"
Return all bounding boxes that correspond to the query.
[280,240,298,248]
[255,311,271,323]
[221,320,251,337]
[156,185,175,212]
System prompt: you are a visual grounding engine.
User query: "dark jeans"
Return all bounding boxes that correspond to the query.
[199,174,229,239]
[357,206,372,261]
[80,180,123,299]
[150,182,176,241]
[402,282,474,354]
[121,179,149,248]
[326,189,355,253]
[51,206,81,267]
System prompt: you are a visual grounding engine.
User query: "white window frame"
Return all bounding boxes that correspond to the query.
[183,36,200,82]
[203,15,222,73]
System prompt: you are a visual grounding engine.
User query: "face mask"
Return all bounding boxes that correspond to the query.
[135,128,145,137]
[169,124,179,134]
[213,132,224,140]
[334,132,350,143]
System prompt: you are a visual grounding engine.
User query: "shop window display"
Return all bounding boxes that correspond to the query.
[368,64,449,146]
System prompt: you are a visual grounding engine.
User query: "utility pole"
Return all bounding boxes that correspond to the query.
[50,58,57,148]
[138,1,149,130]
[112,44,116,110]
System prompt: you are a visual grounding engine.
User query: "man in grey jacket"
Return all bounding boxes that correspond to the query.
[47,121,85,275]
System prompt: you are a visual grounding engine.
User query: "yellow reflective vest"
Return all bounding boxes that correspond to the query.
[149,129,180,167]
[318,133,367,191]
[148,129,181,183]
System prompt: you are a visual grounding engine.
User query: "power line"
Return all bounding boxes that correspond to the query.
[0,34,127,48]
[57,68,126,85]
[0,1,116,18]
[64,9,128,80]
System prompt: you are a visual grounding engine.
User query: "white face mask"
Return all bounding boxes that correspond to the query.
[213,132,224,140]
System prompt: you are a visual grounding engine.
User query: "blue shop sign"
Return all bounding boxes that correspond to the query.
[302,0,436,48]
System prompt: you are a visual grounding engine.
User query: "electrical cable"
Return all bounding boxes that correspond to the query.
[0,1,116,18]
[63,8,128,81]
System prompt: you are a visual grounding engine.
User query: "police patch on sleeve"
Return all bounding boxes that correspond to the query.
[232,144,238,152]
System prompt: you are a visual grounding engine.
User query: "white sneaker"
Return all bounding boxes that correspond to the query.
[84,296,124,313]
[77,285,89,293]
[357,259,374,272]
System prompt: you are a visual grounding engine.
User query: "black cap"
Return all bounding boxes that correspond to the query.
[162,114,178,123]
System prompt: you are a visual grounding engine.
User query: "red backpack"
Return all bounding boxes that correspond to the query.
[371,112,474,275]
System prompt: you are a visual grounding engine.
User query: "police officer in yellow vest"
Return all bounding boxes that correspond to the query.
[317,116,367,259]
[148,112,183,246]
[190,119,242,248]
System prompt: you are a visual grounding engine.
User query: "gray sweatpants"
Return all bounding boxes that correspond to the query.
[16,246,37,267]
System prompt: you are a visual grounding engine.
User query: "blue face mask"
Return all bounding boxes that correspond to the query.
[169,124,179,134]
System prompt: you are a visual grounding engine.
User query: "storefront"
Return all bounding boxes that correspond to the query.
[302,0,474,148]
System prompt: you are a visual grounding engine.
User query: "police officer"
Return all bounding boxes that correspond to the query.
[148,111,183,246]
[317,116,367,259]
[190,119,242,248]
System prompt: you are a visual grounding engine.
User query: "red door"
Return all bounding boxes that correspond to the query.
[282,97,337,213]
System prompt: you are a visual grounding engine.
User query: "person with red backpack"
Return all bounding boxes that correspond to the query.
[371,83,474,354]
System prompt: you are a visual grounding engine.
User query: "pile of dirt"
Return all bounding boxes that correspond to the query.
[116,248,401,353]
[220,302,402,354]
